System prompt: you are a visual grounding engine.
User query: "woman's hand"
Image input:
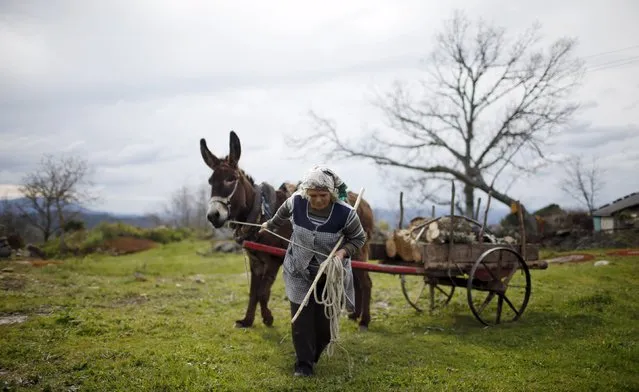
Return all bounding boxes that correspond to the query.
[258,222,268,234]
[335,249,348,261]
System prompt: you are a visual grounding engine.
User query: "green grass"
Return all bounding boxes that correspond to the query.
[1,241,638,391]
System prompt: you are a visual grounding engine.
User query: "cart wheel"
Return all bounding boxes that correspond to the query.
[467,247,531,326]
[400,275,455,312]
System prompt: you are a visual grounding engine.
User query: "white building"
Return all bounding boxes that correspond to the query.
[592,192,639,232]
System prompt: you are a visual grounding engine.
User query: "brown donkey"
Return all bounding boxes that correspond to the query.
[200,131,374,330]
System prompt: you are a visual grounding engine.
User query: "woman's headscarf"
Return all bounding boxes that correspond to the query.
[299,165,348,201]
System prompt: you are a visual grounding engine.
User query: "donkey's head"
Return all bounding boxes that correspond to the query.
[200,131,253,228]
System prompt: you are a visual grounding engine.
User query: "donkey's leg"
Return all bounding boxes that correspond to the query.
[349,270,363,321]
[348,247,367,322]
[258,257,281,327]
[235,257,262,328]
[352,245,373,331]
[357,271,373,331]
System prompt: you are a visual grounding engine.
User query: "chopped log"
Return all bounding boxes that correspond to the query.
[394,230,417,262]
[426,222,440,242]
[384,227,425,262]
[385,236,397,258]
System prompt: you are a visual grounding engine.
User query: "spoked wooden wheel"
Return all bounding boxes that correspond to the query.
[400,275,455,312]
[467,247,531,326]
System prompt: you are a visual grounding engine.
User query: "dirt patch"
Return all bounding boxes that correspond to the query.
[102,237,158,255]
[5,259,63,268]
[111,293,149,307]
[28,260,63,267]
[545,253,595,264]
[0,274,27,290]
[0,314,28,325]
[605,249,639,257]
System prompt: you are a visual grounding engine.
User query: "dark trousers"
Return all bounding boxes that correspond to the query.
[289,277,331,372]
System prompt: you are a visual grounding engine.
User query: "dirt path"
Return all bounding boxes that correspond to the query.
[544,254,595,264]
[605,249,639,257]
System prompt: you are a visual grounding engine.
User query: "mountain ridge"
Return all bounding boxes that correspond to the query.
[2,197,513,230]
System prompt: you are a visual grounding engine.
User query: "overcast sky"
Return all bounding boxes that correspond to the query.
[1,0,638,216]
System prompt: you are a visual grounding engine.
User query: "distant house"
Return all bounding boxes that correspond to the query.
[591,192,639,232]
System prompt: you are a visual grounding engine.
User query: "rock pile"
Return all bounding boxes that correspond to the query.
[197,240,243,256]
[0,236,47,260]
[0,237,12,259]
[213,241,243,253]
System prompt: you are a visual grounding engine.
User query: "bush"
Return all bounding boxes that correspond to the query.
[534,203,564,217]
[145,226,190,244]
[41,222,192,258]
[63,219,85,233]
[94,222,145,240]
[81,230,105,252]
[565,209,593,231]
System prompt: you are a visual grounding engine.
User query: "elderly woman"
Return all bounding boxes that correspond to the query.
[260,165,367,377]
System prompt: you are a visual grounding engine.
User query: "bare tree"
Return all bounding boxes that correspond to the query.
[286,10,584,222]
[165,185,195,228]
[0,196,22,236]
[193,183,211,230]
[560,156,604,213]
[17,154,98,242]
[143,212,166,227]
[162,183,212,230]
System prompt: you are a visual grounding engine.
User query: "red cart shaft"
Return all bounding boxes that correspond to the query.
[242,240,425,276]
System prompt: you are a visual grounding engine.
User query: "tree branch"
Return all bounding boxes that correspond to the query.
[285,9,584,224]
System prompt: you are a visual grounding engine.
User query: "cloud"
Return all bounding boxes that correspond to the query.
[1,0,638,215]
[622,100,639,111]
[0,184,23,200]
[561,125,639,150]
[580,101,599,110]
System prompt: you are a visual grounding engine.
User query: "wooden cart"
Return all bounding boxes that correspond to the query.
[243,213,547,327]
[243,183,547,326]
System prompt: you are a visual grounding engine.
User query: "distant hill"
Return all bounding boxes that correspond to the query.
[79,211,158,229]
[1,197,516,232]
[0,197,158,229]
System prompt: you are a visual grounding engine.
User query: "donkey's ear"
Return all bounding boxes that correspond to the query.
[228,130,242,167]
[200,138,220,169]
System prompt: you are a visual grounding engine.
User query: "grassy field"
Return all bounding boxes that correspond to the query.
[1,240,638,391]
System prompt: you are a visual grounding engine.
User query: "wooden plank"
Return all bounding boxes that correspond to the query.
[422,258,547,273]
[421,243,540,265]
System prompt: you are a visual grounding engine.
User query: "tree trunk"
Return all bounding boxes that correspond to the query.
[56,205,67,253]
[463,183,475,218]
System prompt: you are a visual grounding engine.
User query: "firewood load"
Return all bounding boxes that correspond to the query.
[385,217,491,263]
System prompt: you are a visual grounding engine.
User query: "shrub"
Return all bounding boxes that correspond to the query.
[63,219,85,233]
[94,222,145,240]
[80,230,105,252]
[41,222,192,258]
[145,226,189,244]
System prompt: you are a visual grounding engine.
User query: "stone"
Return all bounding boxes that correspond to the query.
[0,246,11,259]
[213,241,242,253]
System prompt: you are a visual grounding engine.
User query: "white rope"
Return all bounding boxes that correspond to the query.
[313,254,347,357]
[241,250,250,295]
